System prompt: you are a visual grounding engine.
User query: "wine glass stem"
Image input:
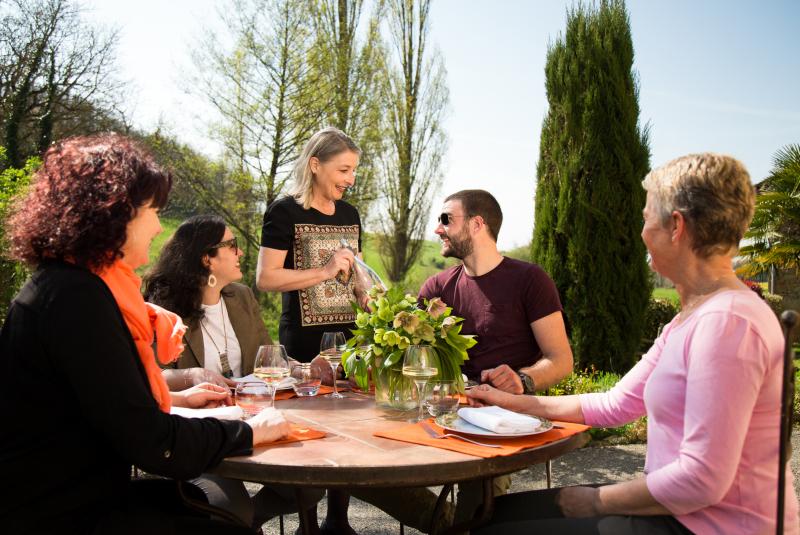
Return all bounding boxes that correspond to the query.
[415,380,428,422]
[330,363,339,395]
[270,385,277,408]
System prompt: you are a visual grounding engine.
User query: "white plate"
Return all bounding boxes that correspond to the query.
[435,415,554,438]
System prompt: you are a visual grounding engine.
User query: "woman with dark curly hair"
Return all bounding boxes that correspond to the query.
[145,214,271,387]
[0,133,290,535]
[144,214,324,529]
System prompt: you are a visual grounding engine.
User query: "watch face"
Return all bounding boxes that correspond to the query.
[519,372,534,393]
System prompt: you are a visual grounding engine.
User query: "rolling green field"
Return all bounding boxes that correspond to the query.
[137,216,180,276]
[652,287,679,304]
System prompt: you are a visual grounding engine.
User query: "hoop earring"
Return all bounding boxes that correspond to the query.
[207,274,217,288]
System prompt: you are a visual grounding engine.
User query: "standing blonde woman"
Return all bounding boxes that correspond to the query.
[468,153,799,535]
[256,127,361,362]
[256,127,362,534]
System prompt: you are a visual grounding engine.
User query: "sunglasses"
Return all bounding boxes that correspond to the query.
[210,236,238,251]
[437,213,467,226]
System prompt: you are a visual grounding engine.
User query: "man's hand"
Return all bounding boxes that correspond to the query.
[176,382,233,408]
[247,407,291,445]
[480,364,523,394]
[556,486,601,518]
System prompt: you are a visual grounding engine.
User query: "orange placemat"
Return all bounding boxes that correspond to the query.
[273,385,336,401]
[262,423,326,447]
[374,419,589,458]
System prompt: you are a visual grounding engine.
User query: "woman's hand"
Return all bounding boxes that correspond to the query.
[173,382,233,408]
[182,367,236,389]
[323,247,355,281]
[556,486,601,517]
[246,407,291,445]
[311,355,336,385]
[465,383,508,407]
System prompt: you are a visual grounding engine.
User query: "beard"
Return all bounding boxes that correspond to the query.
[441,229,474,259]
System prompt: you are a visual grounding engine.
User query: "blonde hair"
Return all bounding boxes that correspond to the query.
[289,127,361,209]
[642,153,755,258]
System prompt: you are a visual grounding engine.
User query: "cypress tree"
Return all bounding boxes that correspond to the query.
[532,0,651,372]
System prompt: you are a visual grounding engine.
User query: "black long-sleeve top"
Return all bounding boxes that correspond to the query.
[0,261,253,533]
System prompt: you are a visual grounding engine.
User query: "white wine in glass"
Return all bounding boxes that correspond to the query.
[402,345,437,423]
[320,331,346,399]
[253,344,290,406]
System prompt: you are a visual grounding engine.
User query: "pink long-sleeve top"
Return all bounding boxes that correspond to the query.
[580,290,799,534]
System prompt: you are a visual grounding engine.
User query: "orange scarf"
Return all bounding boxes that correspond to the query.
[96,260,186,412]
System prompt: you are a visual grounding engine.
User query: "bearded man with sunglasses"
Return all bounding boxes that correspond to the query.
[421,189,573,394]
[416,189,574,526]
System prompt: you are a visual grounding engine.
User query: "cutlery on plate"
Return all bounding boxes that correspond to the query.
[420,421,502,448]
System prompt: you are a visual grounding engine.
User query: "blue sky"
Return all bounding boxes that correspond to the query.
[85,0,800,250]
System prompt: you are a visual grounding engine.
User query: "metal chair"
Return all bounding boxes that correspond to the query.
[778,310,798,535]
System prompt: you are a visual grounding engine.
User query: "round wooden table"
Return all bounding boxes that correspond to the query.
[213,391,589,534]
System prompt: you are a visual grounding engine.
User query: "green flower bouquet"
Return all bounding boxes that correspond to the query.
[343,285,477,408]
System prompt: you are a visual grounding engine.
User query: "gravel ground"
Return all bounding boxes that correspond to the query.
[256,430,800,535]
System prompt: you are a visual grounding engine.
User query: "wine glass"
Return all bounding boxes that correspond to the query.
[320,331,346,399]
[402,345,438,423]
[425,380,460,424]
[253,344,290,407]
[235,382,272,417]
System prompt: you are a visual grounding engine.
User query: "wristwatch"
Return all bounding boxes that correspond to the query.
[518,371,536,395]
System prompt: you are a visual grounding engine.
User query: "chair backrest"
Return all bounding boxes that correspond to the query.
[778,310,798,535]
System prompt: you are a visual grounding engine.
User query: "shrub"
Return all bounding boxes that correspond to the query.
[643,297,680,342]
[764,291,784,318]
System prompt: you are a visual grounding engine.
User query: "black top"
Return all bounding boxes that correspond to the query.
[261,196,361,361]
[0,261,253,534]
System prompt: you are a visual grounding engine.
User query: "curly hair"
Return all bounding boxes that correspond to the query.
[7,133,171,270]
[143,214,226,323]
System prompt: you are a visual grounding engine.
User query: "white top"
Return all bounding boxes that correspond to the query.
[200,298,243,377]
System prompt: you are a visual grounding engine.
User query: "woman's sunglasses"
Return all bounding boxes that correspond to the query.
[210,236,238,251]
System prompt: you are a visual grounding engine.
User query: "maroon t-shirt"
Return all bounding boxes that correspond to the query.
[418,257,563,380]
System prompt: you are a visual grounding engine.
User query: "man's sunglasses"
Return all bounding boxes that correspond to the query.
[438,213,467,226]
[210,236,238,251]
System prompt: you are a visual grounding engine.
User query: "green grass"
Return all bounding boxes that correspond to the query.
[652,287,679,305]
[361,234,460,293]
[137,216,180,276]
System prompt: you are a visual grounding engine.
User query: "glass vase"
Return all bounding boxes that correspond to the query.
[372,352,418,410]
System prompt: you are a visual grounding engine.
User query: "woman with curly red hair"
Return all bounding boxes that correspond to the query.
[0,133,289,534]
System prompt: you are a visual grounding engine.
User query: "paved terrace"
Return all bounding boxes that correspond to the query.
[253,431,800,534]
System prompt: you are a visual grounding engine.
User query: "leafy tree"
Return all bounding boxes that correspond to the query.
[190,0,320,208]
[0,146,40,322]
[738,144,800,278]
[532,0,651,372]
[378,0,448,283]
[0,0,124,167]
[307,0,387,222]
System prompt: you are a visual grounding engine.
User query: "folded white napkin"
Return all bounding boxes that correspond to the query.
[457,406,542,434]
[170,405,244,421]
[234,374,296,389]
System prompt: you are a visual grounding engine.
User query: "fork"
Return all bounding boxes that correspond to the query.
[420,421,502,448]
